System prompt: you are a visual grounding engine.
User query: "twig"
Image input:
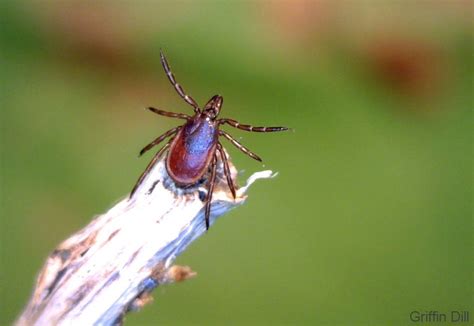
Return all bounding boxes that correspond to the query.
[16,156,274,326]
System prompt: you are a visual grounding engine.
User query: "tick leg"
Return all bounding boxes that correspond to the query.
[160,50,200,113]
[130,141,172,198]
[219,118,288,133]
[139,126,180,156]
[217,142,236,199]
[204,155,218,230]
[219,130,262,162]
[148,107,190,120]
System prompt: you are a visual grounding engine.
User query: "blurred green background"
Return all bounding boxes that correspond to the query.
[1,1,472,325]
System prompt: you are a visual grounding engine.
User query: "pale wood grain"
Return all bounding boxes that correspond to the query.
[16,156,274,326]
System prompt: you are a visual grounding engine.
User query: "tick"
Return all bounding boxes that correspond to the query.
[131,51,288,229]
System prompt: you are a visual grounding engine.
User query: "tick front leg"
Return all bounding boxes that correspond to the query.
[204,155,218,230]
[139,126,180,156]
[160,50,200,113]
[219,130,262,162]
[148,107,190,120]
[217,142,236,199]
[219,118,288,133]
[130,141,172,198]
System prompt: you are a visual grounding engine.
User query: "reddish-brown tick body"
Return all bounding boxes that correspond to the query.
[131,51,288,230]
[167,115,218,185]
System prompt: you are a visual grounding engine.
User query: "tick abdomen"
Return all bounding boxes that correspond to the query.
[166,116,218,185]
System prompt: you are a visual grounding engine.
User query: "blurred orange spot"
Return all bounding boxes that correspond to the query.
[263,0,333,45]
[366,36,447,99]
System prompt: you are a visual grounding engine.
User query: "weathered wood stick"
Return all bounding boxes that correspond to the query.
[16,156,274,326]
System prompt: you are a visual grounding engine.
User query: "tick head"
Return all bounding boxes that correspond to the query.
[203,95,223,120]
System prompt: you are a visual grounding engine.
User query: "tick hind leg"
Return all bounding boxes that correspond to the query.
[219,130,262,162]
[130,141,172,198]
[217,142,236,199]
[204,155,218,230]
[160,50,200,113]
[139,126,180,156]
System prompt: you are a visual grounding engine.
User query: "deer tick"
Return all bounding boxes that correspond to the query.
[131,51,288,229]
